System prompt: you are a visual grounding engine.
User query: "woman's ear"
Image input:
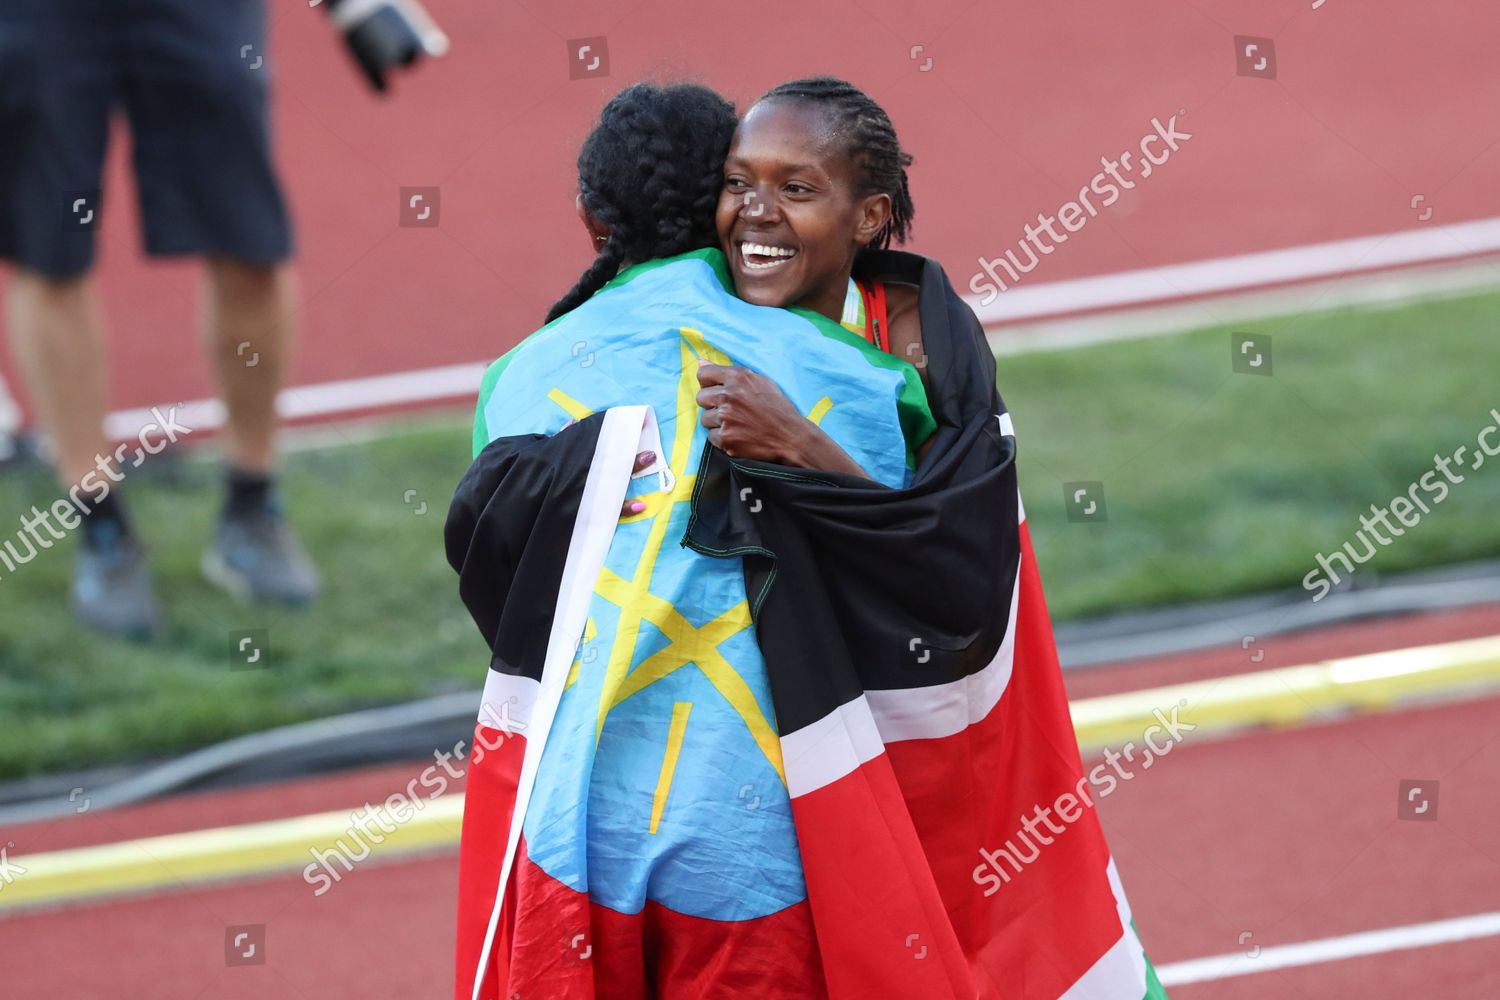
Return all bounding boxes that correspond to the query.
[853,193,893,248]
[576,193,611,253]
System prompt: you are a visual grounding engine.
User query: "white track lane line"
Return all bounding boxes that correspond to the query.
[81,215,1500,439]
[1156,910,1500,986]
[966,214,1500,325]
[102,362,488,440]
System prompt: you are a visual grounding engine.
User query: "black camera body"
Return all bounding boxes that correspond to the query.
[322,0,448,92]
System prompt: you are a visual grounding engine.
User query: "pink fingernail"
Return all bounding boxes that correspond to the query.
[629,501,646,513]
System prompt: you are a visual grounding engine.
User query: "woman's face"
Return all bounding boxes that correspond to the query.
[716,99,890,322]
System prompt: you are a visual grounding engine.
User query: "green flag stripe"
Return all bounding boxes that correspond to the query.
[1131,918,1170,999]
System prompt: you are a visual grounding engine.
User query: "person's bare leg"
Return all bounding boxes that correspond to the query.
[202,257,296,474]
[200,257,318,605]
[8,268,160,637]
[6,269,110,489]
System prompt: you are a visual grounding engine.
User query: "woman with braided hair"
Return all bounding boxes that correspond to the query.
[448,81,932,1000]
[544,83,731,324]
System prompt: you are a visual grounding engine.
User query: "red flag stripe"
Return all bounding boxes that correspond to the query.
[781,509,1023,798]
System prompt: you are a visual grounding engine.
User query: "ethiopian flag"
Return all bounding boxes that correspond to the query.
[445,248,1166,999]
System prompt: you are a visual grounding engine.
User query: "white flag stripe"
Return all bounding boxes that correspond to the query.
[469,405,651,1000]
[477,670,540,729]
[864,553,1021,744]
[782,502,1025,797]
[1057,858,1153,1000]
[781,695,887,800]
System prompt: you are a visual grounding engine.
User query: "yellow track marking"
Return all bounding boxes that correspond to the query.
[6,636,1498,912]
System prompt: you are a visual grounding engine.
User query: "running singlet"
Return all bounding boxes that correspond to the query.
[839,277,891,353]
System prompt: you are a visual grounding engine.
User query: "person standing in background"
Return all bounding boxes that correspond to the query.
[0,0,318,638]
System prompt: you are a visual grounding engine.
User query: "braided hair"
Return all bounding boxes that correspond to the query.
[546,83,737,323]
[758,76,915,250]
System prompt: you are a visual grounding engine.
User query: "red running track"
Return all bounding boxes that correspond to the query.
[3,604,1499,998]
[1104,686,1500,999]
[2,0,1498,424]
[3,695,1496,998]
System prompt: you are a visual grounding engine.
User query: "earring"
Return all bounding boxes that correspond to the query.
[594,235,607,245]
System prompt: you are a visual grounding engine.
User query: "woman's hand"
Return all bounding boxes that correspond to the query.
[561,415,659,519]
[622,450,654,518]
[694,360,869,477]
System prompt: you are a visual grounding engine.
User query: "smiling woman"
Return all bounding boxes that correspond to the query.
[703,77,935,472]
[687,82,1169,1000]
[718,78,914,321]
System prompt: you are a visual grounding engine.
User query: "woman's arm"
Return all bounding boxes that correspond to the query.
[882,283,929,394]
[880,283,938,465]
[694,283,935,476]
[694,361,873,478]
[784,422,873,478]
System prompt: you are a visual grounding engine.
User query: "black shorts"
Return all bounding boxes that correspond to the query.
[0,0,292,279]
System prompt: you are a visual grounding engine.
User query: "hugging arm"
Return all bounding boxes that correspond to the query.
[693,361,874,480]
[445,416,614,651]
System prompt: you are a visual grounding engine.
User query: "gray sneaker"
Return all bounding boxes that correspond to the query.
[203,508,321,606]
[72,530,161,640]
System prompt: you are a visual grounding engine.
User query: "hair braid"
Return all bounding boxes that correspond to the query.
[546,83,737,323]
[759,76,915,249]
[544,230,628,324]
